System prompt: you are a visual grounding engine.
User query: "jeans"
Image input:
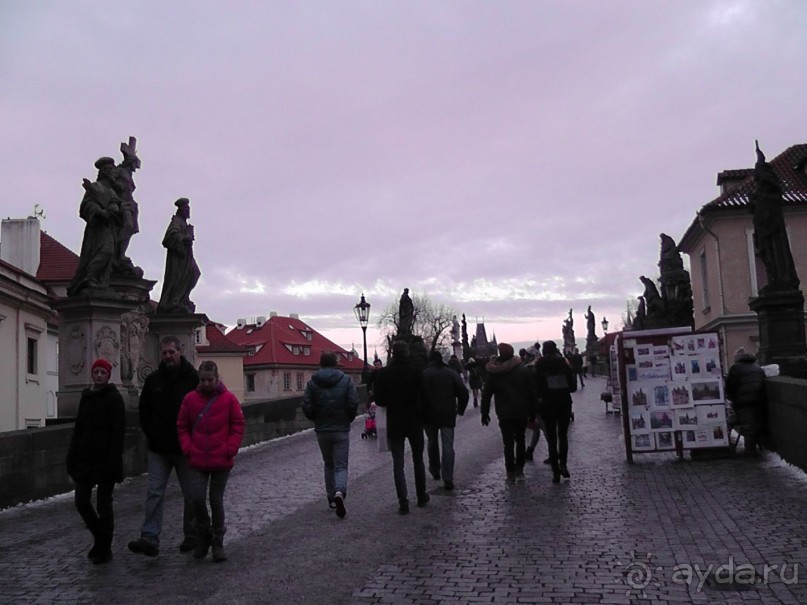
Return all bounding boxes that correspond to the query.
[389,427,426,504]
[316,430,350,499]
[425,425,455,482]
[186,468,231,531]
[140,451,195,546]
[74,480,115,547]
[543,413,571,470]
[498,418,527,472]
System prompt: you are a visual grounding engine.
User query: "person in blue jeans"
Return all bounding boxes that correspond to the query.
[128,336,199,557]
[301,351,360,519]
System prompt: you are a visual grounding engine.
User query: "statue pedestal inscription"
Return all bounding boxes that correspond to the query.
[749,291,807,377]
[53,277,155,417]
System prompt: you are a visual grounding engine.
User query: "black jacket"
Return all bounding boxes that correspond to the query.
[480,356,537,420]
[66,383,126,484]
[423,360,470,428]
[725,354,766,410]
[373,356,426,438]
[535,353,576,418]
[138,357,199,454]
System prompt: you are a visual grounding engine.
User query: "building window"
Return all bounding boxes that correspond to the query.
[283,372,291,391]
[303,346,311,356]
[246,374,256,392]
[296,372,304,390]
[699,249,710,310]
[27,337,38,375]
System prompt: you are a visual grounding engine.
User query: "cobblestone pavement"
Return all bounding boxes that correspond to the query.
[1,376,806,604]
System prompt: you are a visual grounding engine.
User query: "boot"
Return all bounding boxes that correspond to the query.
[193,525,212,560]
[211,528,227,563]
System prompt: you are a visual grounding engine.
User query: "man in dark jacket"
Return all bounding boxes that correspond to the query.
[535,340,577,483]
[423,350,469,490]
[481,343,537,482]
[301,351,359,518]
[725,348,766,456]
[128,336,199,557]
[374,340,429,514]
[570,347,585,388]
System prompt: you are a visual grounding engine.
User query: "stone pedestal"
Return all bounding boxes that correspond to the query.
[749,290,807,377]
[53,277,155,418]
[142,312,208,375]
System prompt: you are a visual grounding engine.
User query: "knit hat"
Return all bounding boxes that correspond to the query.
[92,358,112,373]
[497,343,515,360]
[392,340,410,358]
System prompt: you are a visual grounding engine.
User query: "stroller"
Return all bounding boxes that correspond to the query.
[362,402,378,439]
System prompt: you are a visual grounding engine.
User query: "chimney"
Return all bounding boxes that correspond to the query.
[236,318,247,329]
[290,313,299,320]
[269,311,278,318]
[256,316,266,327]
[0,218,41,276]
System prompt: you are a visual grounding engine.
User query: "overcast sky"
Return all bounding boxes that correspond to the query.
[2,1,805,353]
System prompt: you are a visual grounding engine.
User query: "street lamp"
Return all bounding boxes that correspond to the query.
[600,316,609,376]
[601,317,609,334]
[354,293,371,382]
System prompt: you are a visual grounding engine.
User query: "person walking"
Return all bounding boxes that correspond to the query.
[570,347,585,388]
[373,340,429,514]
[177,361,245,562]
[422,350,469,491]
[128,336,199,557]
[535,340,577,483]
[725,347,766,457]
[66,358,125,564]
[301,351,360,518]
[480,343,537,482]
[465,357,483,408]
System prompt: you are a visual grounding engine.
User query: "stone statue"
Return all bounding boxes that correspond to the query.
[658,233,694,328]
[112,137,142,276]
[451,315,460,343]
[461,313,470,360]
[67,157,124,296]
[562,309,576,352]
[398,288,414,338]
[749,141,800,294]
[157,198,201,314]
[585,305,596,341]
[640,275,664,318]
[634,296,647,330]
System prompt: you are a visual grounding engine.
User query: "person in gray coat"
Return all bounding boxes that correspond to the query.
[423,350,469,490]
[301,351,360,518]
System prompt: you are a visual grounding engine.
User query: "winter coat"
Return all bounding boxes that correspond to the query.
[177,381,245,471]
[422,360,470,428]
[480,356,537,420]
[725,354,766,410]
[66,383,126,484]
[465,360,484,389]
[138,357,199,455]
[373,356,426,439]
[301,367,360,432]
[535,353,577,419]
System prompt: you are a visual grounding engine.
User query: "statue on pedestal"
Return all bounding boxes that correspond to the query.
[398,288,414,338]
[750,141,800,294]
[67,157,124,296]
[157,198,201,314]
[112,137,143,277]
[658,233,693,328]
[639,275,664,319]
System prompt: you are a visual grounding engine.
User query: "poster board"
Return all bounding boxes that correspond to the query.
[618,327,729,462]
[606,339,621,413]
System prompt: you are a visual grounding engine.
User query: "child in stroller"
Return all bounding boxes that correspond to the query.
[362,402,377,439]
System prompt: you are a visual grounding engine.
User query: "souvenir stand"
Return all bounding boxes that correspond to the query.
[605,341,621,414]
[618,327,729,463]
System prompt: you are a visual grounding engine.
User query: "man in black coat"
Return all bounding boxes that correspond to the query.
[423,350,469,490]
[481,343,537,482]
[128,336,199,557]
[374,340,429,514]
[535,340,577,483]
[725,348,766,456]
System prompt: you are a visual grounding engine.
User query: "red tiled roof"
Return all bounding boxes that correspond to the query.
[197,323,248,354]
[37,232,79,282]
[703,144,807,212]
[226,315,364,370]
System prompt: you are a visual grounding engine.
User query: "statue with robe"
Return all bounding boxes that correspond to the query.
[398,288,414,338]
[585,305,596,341]
[112,136,142,276]
[157,198,201,314]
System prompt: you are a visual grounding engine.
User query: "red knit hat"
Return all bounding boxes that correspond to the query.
[92,358,112,373]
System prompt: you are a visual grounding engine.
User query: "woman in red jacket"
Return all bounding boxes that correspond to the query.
[177,360,244,562]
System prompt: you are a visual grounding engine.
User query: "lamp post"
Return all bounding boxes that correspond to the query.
[354,294,371,382]
[600,317,609,376]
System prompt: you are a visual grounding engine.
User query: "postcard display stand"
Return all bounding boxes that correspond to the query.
[605,342,621,414]
[619,327,728,462]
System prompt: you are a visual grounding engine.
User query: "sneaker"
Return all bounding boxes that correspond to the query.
[334,492,347,519]
[417,494,430,507]
[178,536,198,553]
[398,502,410,515]
[515,469,526,482]
[443,480,454,491]
[128,537,158,557]
[328,499,337,511]
[506,471,517,483]
[559,465,571,479]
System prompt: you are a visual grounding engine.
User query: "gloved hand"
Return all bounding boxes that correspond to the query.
[481,414,490,426]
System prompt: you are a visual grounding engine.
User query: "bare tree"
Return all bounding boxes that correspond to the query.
[376,293,457,356]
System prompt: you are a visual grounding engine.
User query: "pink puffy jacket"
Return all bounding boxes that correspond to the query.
[177,382,245,471]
